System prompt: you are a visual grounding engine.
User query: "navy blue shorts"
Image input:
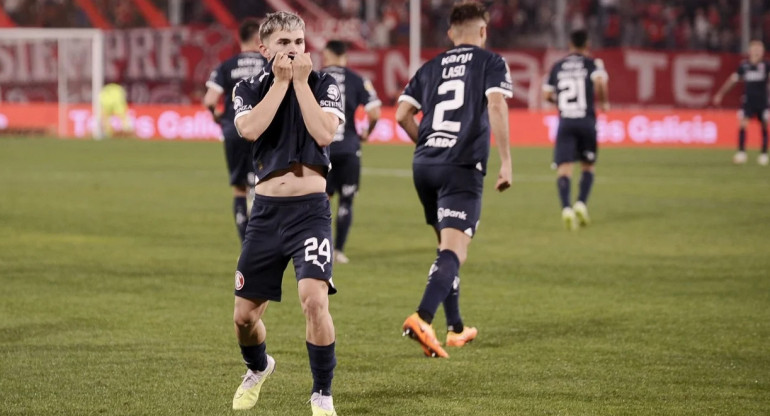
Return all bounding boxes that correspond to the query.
[553,118,598,165]
[235,193,336,301]
[740,103,768,122]
[413,164,483,238]
[223,129,255,187]
[326,152,361,198]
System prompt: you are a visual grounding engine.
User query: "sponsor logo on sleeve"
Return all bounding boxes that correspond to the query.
[327,84,341,101]
[233,96,252,113]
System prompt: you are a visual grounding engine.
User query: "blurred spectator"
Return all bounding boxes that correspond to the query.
[0,0,761,51]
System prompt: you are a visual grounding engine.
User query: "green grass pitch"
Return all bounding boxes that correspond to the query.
[1,137,769,415]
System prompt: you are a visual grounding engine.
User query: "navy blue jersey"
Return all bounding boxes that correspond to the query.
[398,44,513,174]
[322,66,381,155]
[544,53,608,120]
[736,60,770,108]
[232,63,345,181]
[206,52,267,131]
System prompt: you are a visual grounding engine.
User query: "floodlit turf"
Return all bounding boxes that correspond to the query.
[1,137,769,415]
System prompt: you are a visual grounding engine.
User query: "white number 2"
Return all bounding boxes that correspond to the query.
[432,80,465,133]
[304,237,331,268]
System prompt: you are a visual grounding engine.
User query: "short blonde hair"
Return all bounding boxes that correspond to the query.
[259,11,305,42]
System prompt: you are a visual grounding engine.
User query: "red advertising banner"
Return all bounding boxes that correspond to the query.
[0,103,751,148]
[0,27,750,108]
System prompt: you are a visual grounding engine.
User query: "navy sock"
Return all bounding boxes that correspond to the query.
[417,250,460,324]
[762,125,768,153]
[307,341,336,396]
[443,275,463,333]
[233,196,248,243]
[578,171,594,204]
[335,197,353,251]
[557,176,571,209]
[739,128,746,151]
[240,342,267,372]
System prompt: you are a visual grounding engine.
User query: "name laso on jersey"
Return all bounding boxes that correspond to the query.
[441,52,473,80]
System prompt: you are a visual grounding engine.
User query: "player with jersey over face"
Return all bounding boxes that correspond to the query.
[543,29,609,231]
[229,11,344,416]
[321,40,382,265]
[713,40,770,166]
[203,18,268,243]
[396,1,513,359]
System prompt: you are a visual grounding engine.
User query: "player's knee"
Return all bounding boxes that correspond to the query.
[233,310,255,329]
[300,292,328,319]
[452,249,468,265]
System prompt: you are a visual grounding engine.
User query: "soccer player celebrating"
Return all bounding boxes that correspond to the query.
[321,40,382,264]
[229,11,344,416]
[713,40,770,166]
[203,18,267,243]
[543,30,609,231]
[396,1,513,358]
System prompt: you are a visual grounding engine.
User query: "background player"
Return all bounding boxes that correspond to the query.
[321,40,382,264]
[713,40,770,166]
[203,18,267,243]
[229,11,343,416]
[98,83,131,138]
[543,29,609,231]
[396,1,512,358]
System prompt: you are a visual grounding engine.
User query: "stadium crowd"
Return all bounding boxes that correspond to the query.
[2,0,768,52]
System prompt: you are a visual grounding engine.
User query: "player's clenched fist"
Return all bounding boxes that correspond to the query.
[273,52,293,83]
[291,53,313,82]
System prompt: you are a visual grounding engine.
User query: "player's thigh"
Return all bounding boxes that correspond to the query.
[436,166,484,239]
[235,202,290,302]
[576,121,598,164]
[413,164,441,227]
[285,195,337,294]
[554,122,579,165]
[224,133,253,187]
[758,108,768,124]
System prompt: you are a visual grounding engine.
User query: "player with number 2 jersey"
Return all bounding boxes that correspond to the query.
[396,1,513,359]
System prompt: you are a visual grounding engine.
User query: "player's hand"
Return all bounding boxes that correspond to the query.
[712,94,722,106]
[601,101,610,112]
[291,53,313,83]
[360,130,369,142]
[495,163,512,192]
[213,110,223,123]
[273,52,293,84]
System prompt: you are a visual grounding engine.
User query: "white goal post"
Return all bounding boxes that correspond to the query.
[0,28,104,139]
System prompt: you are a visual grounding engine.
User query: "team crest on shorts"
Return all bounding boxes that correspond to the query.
[235,271,245,290]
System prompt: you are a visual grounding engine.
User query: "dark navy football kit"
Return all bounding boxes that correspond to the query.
[231,62,345,300]
[398,44,513,237]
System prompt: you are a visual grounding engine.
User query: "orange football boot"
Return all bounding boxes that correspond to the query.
[446,326,478,347]
[402,313,449,358]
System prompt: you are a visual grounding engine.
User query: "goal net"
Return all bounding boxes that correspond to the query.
[0,28,104,139]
